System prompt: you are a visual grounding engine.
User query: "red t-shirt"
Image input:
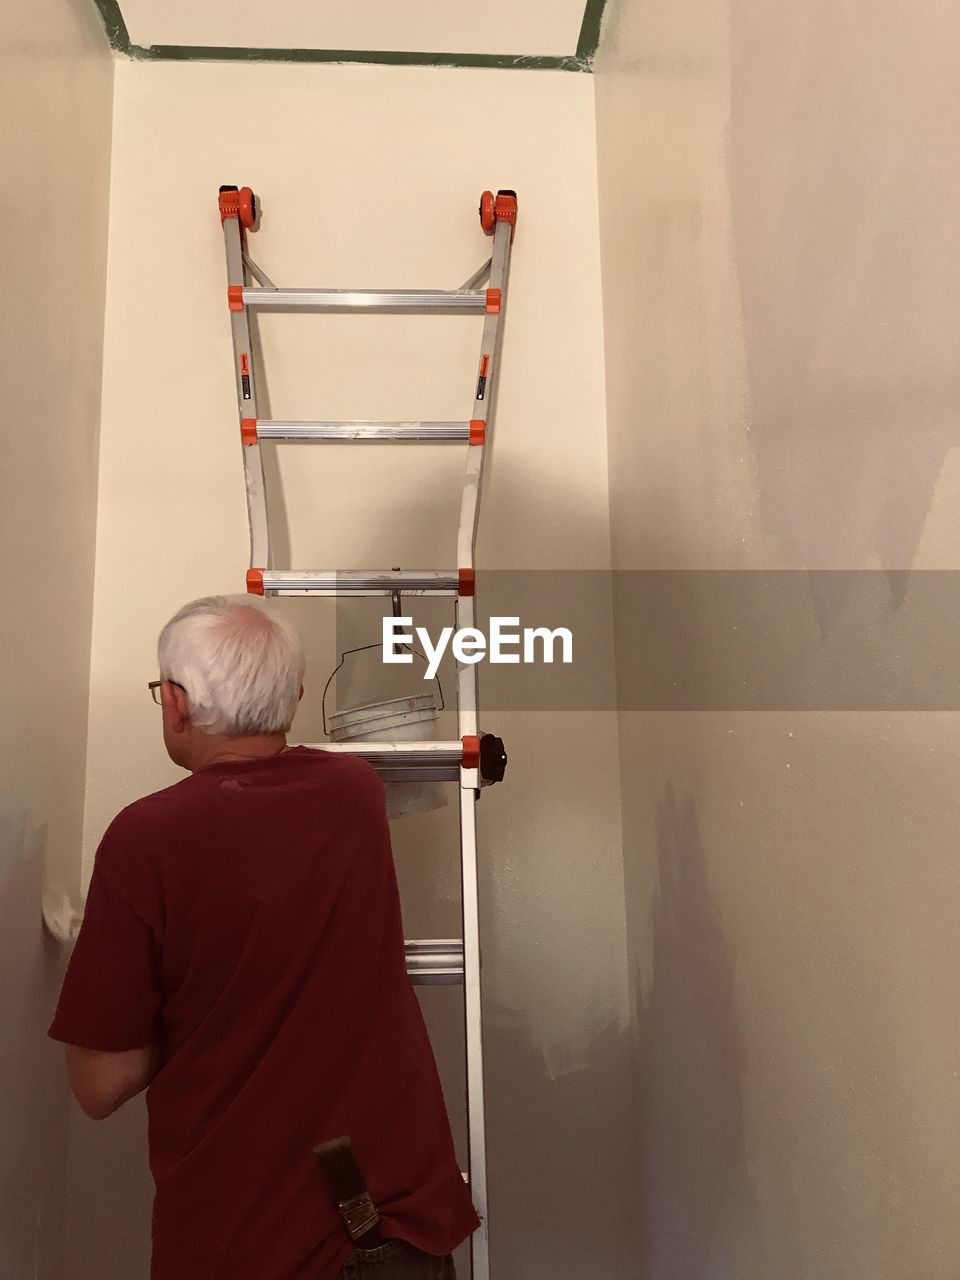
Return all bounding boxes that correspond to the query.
[49,746,478,1280]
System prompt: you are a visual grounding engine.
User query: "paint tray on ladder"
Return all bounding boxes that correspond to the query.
[327,692,448,819]
[322,640,449,820]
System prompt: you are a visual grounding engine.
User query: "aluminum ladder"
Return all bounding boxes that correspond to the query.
[218,184,517,1280]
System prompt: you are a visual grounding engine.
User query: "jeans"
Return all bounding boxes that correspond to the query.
[336,1240,456,1279]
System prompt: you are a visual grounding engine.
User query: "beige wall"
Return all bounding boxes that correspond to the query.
[596,0,960,1276]
[76,59,633,1277]
[0,0,113,1274]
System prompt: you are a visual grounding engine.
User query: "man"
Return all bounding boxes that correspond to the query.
[49,594,478,1279]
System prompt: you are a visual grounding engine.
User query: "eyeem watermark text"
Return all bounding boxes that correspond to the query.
[384,617,573,680]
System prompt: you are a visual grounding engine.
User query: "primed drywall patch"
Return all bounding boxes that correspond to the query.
[596,0,960,1275]
[730,0,960,572]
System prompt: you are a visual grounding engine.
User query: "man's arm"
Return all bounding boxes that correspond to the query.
[49,817,164,1106]
[65,1042,159,1120]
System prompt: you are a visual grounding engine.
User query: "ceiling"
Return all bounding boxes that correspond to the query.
[94,0,608,69]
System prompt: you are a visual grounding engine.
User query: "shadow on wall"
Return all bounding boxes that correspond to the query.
[0,816,70,1280]
[63,1096,153,1280]
[634,782,758,1279]
[483,1004,637,1280]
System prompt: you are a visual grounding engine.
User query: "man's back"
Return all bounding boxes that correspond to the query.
[51,746,478,1280]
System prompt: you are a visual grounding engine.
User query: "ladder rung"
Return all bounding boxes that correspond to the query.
[316,740,465,782]
[306,735,506,786]
[241,287,488,313]
[257,420,471,442]
[260,570,459,596]
[406,938,464,985]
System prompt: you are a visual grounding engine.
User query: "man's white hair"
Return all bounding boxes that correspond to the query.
[157,595,305,737]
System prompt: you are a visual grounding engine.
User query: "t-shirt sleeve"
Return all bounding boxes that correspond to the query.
[48,831,162,1053]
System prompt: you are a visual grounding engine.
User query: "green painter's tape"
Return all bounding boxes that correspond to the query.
[576,0,610,63]
[127,44,585,70]
[91,0,130,52]
[91,0,610,70]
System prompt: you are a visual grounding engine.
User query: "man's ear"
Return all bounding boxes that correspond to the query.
[162,680,190,731]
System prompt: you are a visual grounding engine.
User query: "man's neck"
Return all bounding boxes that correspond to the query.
[190,733,289,772]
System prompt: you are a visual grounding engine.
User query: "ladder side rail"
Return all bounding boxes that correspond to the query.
[454,195,515,1280]
[456,219,514,577]
[455,217,515,757]
[222,215,271,569]
[455,596,481,788]
[459,788,489,1280]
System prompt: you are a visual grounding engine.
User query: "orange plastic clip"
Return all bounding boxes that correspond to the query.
[479,191,496,235]
[462,735,481,769]
[237,187,256,229]
[469,419,486,445]
[219,188,240,223]
[494,190,518,241]
[228,285,244,312]
[240,418,258,445]
[458,568,476,596]
[485,288,501,315]
[246,568,265,595]
[219,186,256,227]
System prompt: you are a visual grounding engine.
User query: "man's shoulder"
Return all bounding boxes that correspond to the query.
[94,775,200,869]
[110,773,199,828]
[104,750,381,830]
[96,750,385,866]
